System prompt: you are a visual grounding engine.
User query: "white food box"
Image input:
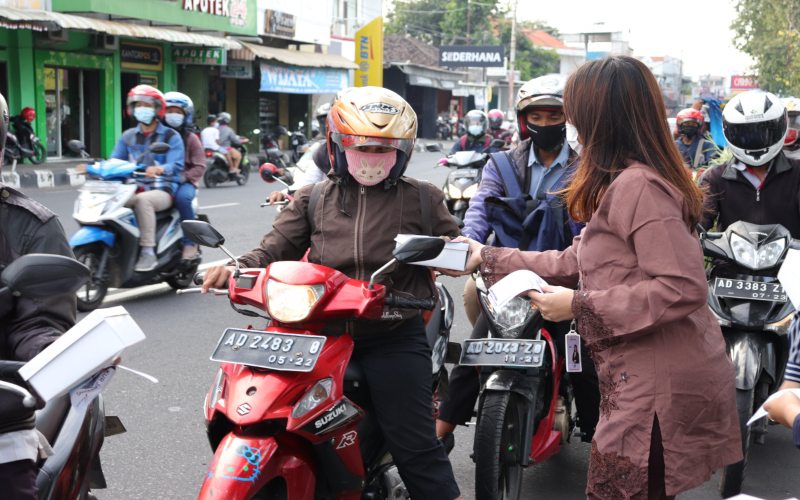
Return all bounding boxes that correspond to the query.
[18,306,145,402]
[394,234,470,271]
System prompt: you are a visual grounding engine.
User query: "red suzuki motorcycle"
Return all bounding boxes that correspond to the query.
[459,274,576,500]
[179,221,454,500]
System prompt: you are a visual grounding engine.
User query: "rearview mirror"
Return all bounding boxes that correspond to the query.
[259,163,279,183]
[490,139,506,149]
[393,237,445,264]
[67,140,86,153]
[1,254,89,298]
[181,221,225,248]
[149,142,170,155]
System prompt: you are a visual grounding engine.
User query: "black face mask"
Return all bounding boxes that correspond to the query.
[679,124,699,138]
[527,123,566,151]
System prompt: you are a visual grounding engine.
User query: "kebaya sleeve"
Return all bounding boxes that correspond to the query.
[479,234,581,289]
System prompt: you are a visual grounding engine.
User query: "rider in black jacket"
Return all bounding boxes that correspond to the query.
[0,91,76,499]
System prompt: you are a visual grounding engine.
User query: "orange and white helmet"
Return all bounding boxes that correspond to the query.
[326,86,417,180]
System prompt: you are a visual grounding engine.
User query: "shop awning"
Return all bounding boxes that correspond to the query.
[390,63,466,90]
[0,7,239,48]
[232,41,356,70]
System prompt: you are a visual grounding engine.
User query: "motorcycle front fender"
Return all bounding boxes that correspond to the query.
[483,369,536,402]
[69,226,115,248]
[725,331,769,391]
[199,433,316,500]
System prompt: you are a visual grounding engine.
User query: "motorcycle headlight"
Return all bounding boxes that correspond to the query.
[74,191,113,221]
[266,280,325,322]
[480,293,534,339]
[447,183,462,199]
[756,238,786,269]
[730,233,786,270]
[292,378,332,418]
[729,233,757,269]
[462,184,478,198]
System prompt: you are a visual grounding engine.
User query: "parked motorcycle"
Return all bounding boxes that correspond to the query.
[259,126,291,170]
[438,150,491,221]
[5,113,47,164]
[68,140,200,311]
[459,274,578,500]
[289,123,310,164]
[436,115,452,140]
[203,133,254,188]
[700,221,798,497]
[178,221,456,499]
[0,253,127,499]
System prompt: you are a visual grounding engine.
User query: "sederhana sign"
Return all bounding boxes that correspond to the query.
[439,45,505,68]
[260,63,348,94]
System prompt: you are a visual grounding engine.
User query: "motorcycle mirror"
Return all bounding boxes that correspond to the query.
[181,221,225,248]
[1,254,89,298]
[490,139,506,149]
[67,139,86,153]
[259,163,279,183]
[148,142,170,155]
[298,121,304,128]
[253,128,261,135]
[392,237,445,264]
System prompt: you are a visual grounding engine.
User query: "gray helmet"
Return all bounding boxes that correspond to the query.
[217,112,232,125]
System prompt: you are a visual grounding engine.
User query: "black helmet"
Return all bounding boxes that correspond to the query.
[206,114,217,125]
[0,93,8,168]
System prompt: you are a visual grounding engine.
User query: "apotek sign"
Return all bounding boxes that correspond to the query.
[173,47,227,66]
[439,46,504,68]
[183,0,249,27]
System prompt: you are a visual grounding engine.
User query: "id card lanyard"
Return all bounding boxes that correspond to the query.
[565,319,582,373]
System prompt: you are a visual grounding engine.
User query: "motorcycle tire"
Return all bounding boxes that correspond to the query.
[474,391,525,500]
[253,478,288,500]
[719,387,754,498]
[167,261,199,290]
[203,167,219,188]
[74,244,109,312]
[236,163,250,186]
[30,141,46,164]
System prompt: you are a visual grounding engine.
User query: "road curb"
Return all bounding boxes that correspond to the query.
[2,165,86,190]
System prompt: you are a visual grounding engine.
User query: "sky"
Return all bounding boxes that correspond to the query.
[513,0,754,77]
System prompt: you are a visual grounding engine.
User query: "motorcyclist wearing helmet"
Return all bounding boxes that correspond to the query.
[163,92,205,261]
[9,107,38,157]
[700,90,800,238]
[0,91,76,498]
[203,86,462,500]
[216,112,243,175]
[436,73,599,447]
[111,84,185,272]
[449,109,501,154]
[487,108,512,146]
[675,107,718,170]
[783,97,800,161]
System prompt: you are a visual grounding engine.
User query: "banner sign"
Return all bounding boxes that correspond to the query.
[354,16,383,87]
[120,42,163,71]
[173,47,227,66]
[439,45,504,68]
[731,75,758,90]
[264,9,296,38]
[221,60,254,79]
[260,63,348,94]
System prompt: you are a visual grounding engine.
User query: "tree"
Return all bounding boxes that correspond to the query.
[386,0,504,45]
[498,20,560,81]
[732,0,800,95]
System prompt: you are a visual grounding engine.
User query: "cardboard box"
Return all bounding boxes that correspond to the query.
[394,234,470,271]
[18,306,145,402]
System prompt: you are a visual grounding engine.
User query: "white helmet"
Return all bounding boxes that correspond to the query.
[723,90,788,166]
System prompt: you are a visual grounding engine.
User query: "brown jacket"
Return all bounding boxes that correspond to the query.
[481,164,741,498]
[238,177,459,331]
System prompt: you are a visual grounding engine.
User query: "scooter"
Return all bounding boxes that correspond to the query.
[68,140,200,311]
[203,134,254,188]
[178,221,456,499]
[436,116,452,140]
[700,221,798,497]
[438,150,491,221]
[0,253,128,499]
[6,114,47,164]
[459,273,577,500]
[259,127,291,170]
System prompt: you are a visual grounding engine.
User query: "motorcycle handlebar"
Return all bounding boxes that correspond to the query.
[384,295,437,310]
[791,239,800,250]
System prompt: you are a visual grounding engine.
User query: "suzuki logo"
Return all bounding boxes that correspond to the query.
[237,403,252,416]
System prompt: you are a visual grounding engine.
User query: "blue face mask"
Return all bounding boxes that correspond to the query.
[133,107,156,125]
[164,112,184,128]
[468,125,483,136]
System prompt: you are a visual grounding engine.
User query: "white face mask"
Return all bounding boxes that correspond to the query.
[468,125,484,136]
[566,122,582,154]
[133,107,156,125]
[344,149,397,186]
[164,112,184,128]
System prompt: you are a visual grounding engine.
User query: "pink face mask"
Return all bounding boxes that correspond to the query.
[344,149,397,186]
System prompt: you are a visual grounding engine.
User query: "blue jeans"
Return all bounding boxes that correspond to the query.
[174,182,197,246]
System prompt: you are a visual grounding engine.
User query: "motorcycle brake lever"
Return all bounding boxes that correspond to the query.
[176,288,229,296]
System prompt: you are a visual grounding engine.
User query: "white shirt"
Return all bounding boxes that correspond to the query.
[200,126,220,151]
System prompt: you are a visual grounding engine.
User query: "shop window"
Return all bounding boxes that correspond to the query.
[45,67,101,158]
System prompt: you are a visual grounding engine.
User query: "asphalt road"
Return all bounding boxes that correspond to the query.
[26,149,800,499]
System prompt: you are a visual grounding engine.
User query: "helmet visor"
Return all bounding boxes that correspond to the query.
[331,133,414,156]
[724,117,787,151]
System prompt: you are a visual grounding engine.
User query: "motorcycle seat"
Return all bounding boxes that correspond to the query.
[35,393,70,444]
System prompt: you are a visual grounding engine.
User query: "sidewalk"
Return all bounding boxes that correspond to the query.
[1,158,85,189]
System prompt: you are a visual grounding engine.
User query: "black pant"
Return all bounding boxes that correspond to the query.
[439,314,600,441]
[353,317,460,500]
[0,459,37,499]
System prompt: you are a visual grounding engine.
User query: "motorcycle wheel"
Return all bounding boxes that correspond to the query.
[166,261,199,290]
[203,167,219,188]
[474,391,525,500]
[236,163,250,186]
[31,142,46,164]
[719,387,754,498]
[74,244,109,312]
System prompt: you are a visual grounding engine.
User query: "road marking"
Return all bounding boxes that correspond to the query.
[199,202,240,210]
[101,257,234,304]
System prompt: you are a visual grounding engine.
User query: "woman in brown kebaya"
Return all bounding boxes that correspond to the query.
[456,56,742,499]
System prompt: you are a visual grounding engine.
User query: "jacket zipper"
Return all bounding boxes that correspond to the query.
[354,185,367,281]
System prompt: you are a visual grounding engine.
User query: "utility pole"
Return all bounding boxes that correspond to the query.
[507,0,517,117]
